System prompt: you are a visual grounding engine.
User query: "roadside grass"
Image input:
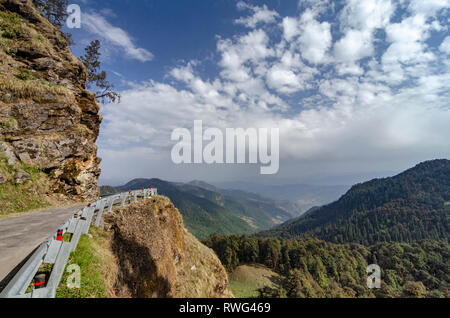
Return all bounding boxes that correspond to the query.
[229,264,284,298]
[0,154,51,216]
[56,226,117,298]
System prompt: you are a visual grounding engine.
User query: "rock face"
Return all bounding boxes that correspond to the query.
[0,0,101,200]
[14,168,29,184]
[104,196,231,298]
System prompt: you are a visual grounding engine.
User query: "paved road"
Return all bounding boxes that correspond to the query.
[0,205,85,282]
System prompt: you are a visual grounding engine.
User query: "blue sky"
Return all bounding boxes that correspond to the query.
[66,0,450,186]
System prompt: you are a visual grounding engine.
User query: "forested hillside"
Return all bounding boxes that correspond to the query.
[204,235,449,298]
[116,178,253,238]
[258,160,450,244]
[115,178,301,239]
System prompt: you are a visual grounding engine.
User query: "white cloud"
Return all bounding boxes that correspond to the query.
[340,0,394,31]
[334,0,395,67]
[83,12,154,62]
[408,0,450,17]
[98,0,450,183]
[381,14,436,82]
[266,66,303,94]
[282,17,300,41]
[235,2,279,28]
[334,29,373,62]
[335,62,364,76]
[217,29,274,70]
[439,36,450,54]
[297,10,332,64]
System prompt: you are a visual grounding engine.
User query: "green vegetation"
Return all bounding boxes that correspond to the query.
[0,11,21,39]
[0,10,23,55]
[205,235,449,298]
[209,160,450,298]
[116,179,255,239]
[80,40,120,104]
[0,152,50,216]
[16,67,33,81]
[229,265,283,298]
[259,160,450,244]
[0,118,18,130]
[56,227,116,298]
[115,178,299,239]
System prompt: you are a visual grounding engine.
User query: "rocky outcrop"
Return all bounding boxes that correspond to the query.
[104,196,231,298]
[0,0,101,201]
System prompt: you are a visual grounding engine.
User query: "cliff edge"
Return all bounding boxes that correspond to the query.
[0,0,101,212]
[104,196,232,298]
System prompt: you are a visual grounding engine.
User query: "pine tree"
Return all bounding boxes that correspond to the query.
[80,40,120,104]
[32,0,73,44]
[32,0,68,28]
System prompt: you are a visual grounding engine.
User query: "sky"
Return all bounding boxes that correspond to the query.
[66,0,450,186]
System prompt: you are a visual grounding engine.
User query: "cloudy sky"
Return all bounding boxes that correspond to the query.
[67,0,450,186]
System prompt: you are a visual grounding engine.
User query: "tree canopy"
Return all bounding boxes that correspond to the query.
[80,40,120,104]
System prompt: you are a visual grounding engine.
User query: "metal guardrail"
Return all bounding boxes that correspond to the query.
[0,188,158,298]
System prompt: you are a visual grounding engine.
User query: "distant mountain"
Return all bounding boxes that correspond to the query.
[215,181,349,213]
[115,179,302,239]
[100,186,118,197]
[258,160,450,245]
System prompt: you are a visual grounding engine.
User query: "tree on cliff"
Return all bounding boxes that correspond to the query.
[32,0,68,28]
[80,40,121,104]
[32,0,73,44]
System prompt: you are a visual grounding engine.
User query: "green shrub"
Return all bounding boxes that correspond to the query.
[16,68,32,81]
[0,12,21,39]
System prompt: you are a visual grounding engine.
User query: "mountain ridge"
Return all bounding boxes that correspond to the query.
[113,178,302,239]
[257,159,450,245]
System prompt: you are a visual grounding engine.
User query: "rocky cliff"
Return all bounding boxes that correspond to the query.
[104,196,232,298]
[0,0,101,209]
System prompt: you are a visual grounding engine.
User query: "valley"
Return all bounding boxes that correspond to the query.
[105,178,304,239]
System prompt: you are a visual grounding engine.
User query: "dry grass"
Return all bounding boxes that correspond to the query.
[229,264,283,298]
[0,74,74,103]
[0,9,75,104]
[0,9,52,57]
[103,196,232,298]
[175,229,232,298]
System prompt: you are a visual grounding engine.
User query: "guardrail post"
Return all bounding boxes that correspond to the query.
[107,196,115,212]
[71,218,87,252]
[94,200,107,227]
[120,193,127,206]
[82,206,95,235]
[45,242,72,298]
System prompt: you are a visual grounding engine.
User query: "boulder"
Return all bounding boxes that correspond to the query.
[15,169,30,184]
[0,142,18,166]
